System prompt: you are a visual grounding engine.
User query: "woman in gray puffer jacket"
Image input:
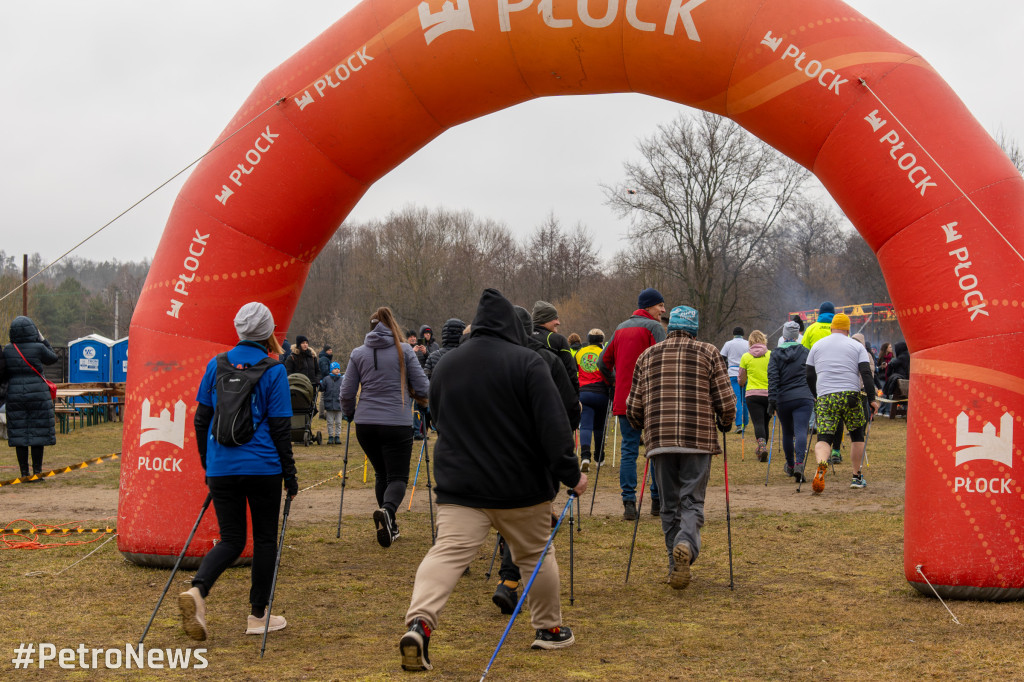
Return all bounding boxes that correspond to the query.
[341,306,430,548]
[2,316,58,480]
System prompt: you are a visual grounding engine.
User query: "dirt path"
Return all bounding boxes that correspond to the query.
[0,475,901,526]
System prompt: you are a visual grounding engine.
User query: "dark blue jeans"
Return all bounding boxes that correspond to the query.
[729,377,749,428]
[778,398,814,466]
[618,415,658,503]
[579,391,610,462]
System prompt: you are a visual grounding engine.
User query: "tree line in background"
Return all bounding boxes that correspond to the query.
[6,111,1022,354]
[0,252,148,346]
[294,113,904,355]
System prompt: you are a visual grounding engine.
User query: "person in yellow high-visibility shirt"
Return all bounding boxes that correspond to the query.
[801,301,835,350]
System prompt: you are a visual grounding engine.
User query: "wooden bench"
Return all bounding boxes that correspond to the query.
[55,406,80,434]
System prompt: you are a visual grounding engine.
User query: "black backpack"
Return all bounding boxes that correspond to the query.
[211,353,276,446]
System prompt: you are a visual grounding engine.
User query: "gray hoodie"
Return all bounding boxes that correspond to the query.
[340,323,430,426]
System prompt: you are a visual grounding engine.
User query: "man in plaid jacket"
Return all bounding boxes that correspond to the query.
[626,305,736,590]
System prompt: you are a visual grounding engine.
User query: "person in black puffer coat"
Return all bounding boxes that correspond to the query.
[285,335,320,384]
[424,319,466,378]
[883,341,911,402]
[2,316,57,480]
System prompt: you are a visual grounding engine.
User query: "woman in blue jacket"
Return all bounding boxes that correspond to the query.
[342,306,430,548]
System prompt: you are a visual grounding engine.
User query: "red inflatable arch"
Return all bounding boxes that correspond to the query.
[121,0,1023,597]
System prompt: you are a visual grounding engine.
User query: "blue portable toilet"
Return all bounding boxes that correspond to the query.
[68,334,115,385]
[111,337,129,383]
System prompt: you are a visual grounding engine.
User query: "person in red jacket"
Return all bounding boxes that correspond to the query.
[597,288,667,520]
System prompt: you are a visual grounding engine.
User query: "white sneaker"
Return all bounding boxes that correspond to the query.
[178,587,208,641]
[580,459,590,473]
[245,612,287,635]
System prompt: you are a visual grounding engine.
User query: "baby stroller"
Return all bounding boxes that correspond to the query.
[288,373,323,446]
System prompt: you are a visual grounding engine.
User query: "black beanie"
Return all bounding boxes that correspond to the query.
[637,288,664,309]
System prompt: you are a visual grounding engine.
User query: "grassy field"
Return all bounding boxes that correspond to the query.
[3,417,1024,680]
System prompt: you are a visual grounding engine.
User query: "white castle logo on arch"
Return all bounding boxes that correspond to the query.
[139,399,187,449]
[955,412,1013,468]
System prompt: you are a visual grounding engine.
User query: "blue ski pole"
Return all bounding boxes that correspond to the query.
[479,493,575,681]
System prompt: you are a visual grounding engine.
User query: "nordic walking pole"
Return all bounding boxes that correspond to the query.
[140,492,213,645]
[590,399,614,515]
[740,385,747,461]
[336,420,351,538]
[764,414,777,486]
[362,455,368,483]
[722,431,734,590]
[612,417,618,468]
[569,494,575,605]
[479,493,575,682]
[485,535,500,579]
[260,495,293,658]
[407,435,427,510]
[625,457,651,584]
[424,431,436,543]
[863,399,874,467]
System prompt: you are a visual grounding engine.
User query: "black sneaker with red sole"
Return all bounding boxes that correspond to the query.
[531,625,575,650]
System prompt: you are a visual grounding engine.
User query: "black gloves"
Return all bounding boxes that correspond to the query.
[285,476,298,498]
[342,413,354,423]
[767,400,776,418]
[717,420,731,433]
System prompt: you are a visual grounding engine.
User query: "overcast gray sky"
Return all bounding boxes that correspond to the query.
[2,0,1021,266]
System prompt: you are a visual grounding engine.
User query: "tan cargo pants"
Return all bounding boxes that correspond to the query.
[405,502,562,631]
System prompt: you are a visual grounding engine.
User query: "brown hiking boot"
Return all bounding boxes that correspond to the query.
[669,543,692,590]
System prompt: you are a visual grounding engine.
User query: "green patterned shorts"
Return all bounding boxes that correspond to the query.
[814,391,867,436]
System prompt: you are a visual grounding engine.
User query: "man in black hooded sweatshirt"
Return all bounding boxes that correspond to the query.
[400,289,587,672]
[488,306,581,614]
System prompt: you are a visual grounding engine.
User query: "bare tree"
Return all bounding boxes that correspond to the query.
[995,128,1024,175]
[605,111,809,339]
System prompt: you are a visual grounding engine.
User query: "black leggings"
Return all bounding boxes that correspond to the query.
[356,423,414,516]
[15,446,44,474]
[497,533,521,582]
[745,395,771,441]
[192,474,282,612]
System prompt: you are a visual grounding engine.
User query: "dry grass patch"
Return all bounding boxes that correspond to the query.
[3,416,1024,679]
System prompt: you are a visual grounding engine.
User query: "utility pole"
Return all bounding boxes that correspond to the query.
[22,254,27,315]
[114,290,119,339]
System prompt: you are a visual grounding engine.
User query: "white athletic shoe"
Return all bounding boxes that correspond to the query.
[245,612,287,635]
